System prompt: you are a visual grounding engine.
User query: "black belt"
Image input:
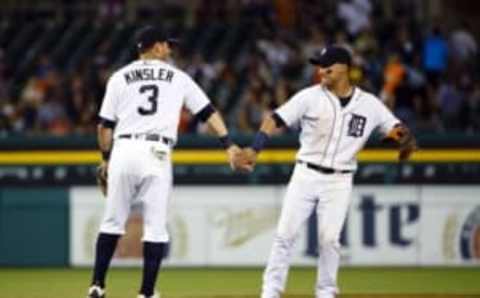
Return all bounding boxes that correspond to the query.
[297,160,352,174]
[118,134,173,146]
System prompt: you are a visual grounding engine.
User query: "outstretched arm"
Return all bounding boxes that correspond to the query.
[242,113,287,171]
[197,104,248,171]
[383,123,418,161]
[376,96,417,162]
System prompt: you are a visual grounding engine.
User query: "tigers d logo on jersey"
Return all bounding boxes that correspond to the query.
[347,114,367,137]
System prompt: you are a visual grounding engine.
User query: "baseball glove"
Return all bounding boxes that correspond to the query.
[96,164,108,196]
[384,123,417,161]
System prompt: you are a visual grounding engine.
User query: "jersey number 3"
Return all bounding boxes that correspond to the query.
[138,84,159,115]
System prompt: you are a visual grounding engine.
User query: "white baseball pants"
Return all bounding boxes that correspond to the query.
[99,138,172,243]
[261,163,353,298]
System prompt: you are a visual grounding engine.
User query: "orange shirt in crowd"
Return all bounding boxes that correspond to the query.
[382,59,405,95]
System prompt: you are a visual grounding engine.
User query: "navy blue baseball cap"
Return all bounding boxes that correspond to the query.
[309,46,352,67]
[135,26,179,51]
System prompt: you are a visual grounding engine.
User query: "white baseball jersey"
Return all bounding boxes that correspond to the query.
[263,84,401,298]
[275,85,399,171]
[97,58,211,243]
[99,59,210,142]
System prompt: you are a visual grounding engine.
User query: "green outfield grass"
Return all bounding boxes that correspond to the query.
[0,267,478,298]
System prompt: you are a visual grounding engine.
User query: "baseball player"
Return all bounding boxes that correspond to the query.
[240,46,417,298]
[87,26,242,298]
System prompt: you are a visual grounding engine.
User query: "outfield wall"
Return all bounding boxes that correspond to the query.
[0,188,70,266]
[1,136,479,267]
[69,185,480,267]
[1,185,478,267]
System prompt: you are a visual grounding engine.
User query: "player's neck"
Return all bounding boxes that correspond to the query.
[329,79,353,98]
[140,53,166,61]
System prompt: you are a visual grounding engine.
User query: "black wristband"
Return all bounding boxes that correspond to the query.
[101,150,111,161]
[272,113,287,128]
[219,135,233,149]
[252,131,270,152]
[196,104,216,123]
[98,117,116,129]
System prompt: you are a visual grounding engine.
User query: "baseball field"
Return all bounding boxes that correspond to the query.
[0,267,479,298]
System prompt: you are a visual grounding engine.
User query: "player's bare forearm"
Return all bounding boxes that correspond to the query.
[205,111,251,171]
[97,124,114,154]
[205,111,230,138]
[239,114,281,172]
[96,124,113,196]
[258,115,278,136]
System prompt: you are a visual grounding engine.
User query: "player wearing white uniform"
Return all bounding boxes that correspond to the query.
[240,46,417,298]
[87,26,243,298]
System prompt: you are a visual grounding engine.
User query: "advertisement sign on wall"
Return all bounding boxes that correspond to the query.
[420,186,480,265]
[70,186,282,266]
[70,185,480,267]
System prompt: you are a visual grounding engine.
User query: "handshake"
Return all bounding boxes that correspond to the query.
[226,145,259,173]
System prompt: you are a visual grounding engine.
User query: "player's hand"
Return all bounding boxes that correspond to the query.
[227,144,247,172]
[383,123,418,161]
[384,123,410,143]
[226,145,253,172]
[96,161,108,196]
[399,136,418,161]
[238,147,257,172]
[226,144,241,171]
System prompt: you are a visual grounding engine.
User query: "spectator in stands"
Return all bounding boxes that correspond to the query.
[240,0,274,22]
[185,53,218,90]
[66,73,97,134]
[423,27,449,87]
[0,48,9,102]
[436,76,464,131]
[93,40,111,68]
[37,88,70,136]
[350,51,374,92]
[270,78,292,110]
[302,28,327,64]
[98,0,125,20]
[337,0,372,37]
[381,53,406,109]
[415,90,443,134]
[244,50,273,88]
[213,62,238,113]
[257,33,292,81]
[0,101,13,136]
[281,45,304,84]
[392,25,417,64]
[353,28,377,57]
[393,77,417,128]
[237,84,269,133]
[406,54,427,91]
[2,2,480,136]
[35,55,55,79]
[449,21,478,65]
[21,77,45,111]
[361,45,383,92]
[333,29,352,51]
[195,0,229,24]
[405,54,428,129]
[460,80,480,133]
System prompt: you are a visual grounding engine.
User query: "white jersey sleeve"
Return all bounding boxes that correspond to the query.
[183,76,210,114]
[99,74,122,121]
[275,90,309,127]
[375,98,401,135]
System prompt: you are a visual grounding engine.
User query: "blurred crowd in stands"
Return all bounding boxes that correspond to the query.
[0,0,479,137]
